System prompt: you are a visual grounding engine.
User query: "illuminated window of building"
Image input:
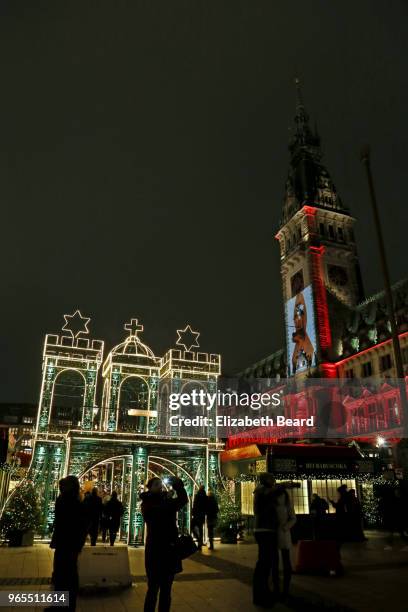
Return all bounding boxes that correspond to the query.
[277,479,309,514]
[311,479,356,514]
[241,481,255,516]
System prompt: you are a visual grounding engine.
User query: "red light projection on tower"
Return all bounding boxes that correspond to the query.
[310,245,332,352]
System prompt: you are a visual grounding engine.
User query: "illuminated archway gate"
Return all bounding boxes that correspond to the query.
[77,449,206,543]
[28,313,222,537]
[67,432,220,544]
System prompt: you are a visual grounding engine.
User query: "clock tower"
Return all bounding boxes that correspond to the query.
[275,81,364,377]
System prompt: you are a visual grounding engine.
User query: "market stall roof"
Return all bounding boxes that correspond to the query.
[268,444,362,459]
[221,443,362,463]
[220,444,262,463]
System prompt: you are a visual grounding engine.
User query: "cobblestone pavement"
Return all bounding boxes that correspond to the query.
[0,531,407,611]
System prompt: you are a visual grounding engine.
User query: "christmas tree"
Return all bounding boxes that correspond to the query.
[0,480,41,537]
[217,488,241,533]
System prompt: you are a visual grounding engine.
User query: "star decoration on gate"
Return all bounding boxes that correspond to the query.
[62,310,90,338]
[176,324,200,352]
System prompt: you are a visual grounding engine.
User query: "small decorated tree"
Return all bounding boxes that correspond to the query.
[217,488,242,543]
[0,480,41,546]
[361,484,381,528]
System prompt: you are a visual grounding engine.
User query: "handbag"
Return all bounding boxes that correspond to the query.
[176,534,198,559]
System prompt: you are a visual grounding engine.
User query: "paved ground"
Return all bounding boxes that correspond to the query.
[0,531,407,611]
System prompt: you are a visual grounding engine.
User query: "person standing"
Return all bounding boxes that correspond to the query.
[50,475,88,611]
[310,493,329,540]
[83,487,102,546]
[104,491,124,546]
[252,473,280,607]
[346,489,366,542]
[101,491,111,543]
[205,489,219,550]
[141,476,188,612]
[381,487,408,548]
[330,484,348,544]
[275,486,296,599]
[191,485,207,549]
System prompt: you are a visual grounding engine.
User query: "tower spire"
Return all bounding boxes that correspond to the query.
[280,80,348,227]
[293,77,312,144]
[294,77,306,116]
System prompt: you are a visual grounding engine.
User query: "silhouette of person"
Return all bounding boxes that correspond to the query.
[191,485,207,549]
[104,491,124,546]
[83,487,102,545]
[50,475,88,611]
[141,476,188,612]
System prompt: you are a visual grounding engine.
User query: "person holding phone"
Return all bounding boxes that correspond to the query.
[141,476,188,612]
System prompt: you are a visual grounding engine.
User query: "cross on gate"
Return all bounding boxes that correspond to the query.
[124,318,144,337]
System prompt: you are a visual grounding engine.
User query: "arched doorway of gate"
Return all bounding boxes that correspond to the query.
[78,454,203,543]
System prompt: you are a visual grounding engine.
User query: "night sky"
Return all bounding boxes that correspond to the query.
[1,1,407,403]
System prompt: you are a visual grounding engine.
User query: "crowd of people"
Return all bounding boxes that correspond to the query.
[49,475,217,612]
[83,487,124,546]
[49,472,407,612]
[310,485,366,543]
[191,485,219,550]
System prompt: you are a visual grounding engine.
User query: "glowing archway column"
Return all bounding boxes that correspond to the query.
[128,446,148,545]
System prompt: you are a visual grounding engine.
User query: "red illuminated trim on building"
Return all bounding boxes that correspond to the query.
[302,205,317,217]
[275,205,317,240]
[310,245,332,352]
[335,331,408,368]
[320,363,338,378]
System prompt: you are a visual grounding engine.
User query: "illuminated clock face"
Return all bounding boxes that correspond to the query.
[328,265,348,287]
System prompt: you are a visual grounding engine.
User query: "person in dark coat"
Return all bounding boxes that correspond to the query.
[330,484,348,544]
[83,487,102,546]
[191,485,207,549]
[205,489,219,550]
[141,476,188,612]
[50,475,88,611]
[310,493,329,540]
[381,487,408,547]
[346,489,366,542]
[104,491,124,546]
[252,473,280,607]
[100,492,111,543]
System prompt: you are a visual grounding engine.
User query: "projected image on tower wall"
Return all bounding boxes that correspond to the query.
[286,284,317,376]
